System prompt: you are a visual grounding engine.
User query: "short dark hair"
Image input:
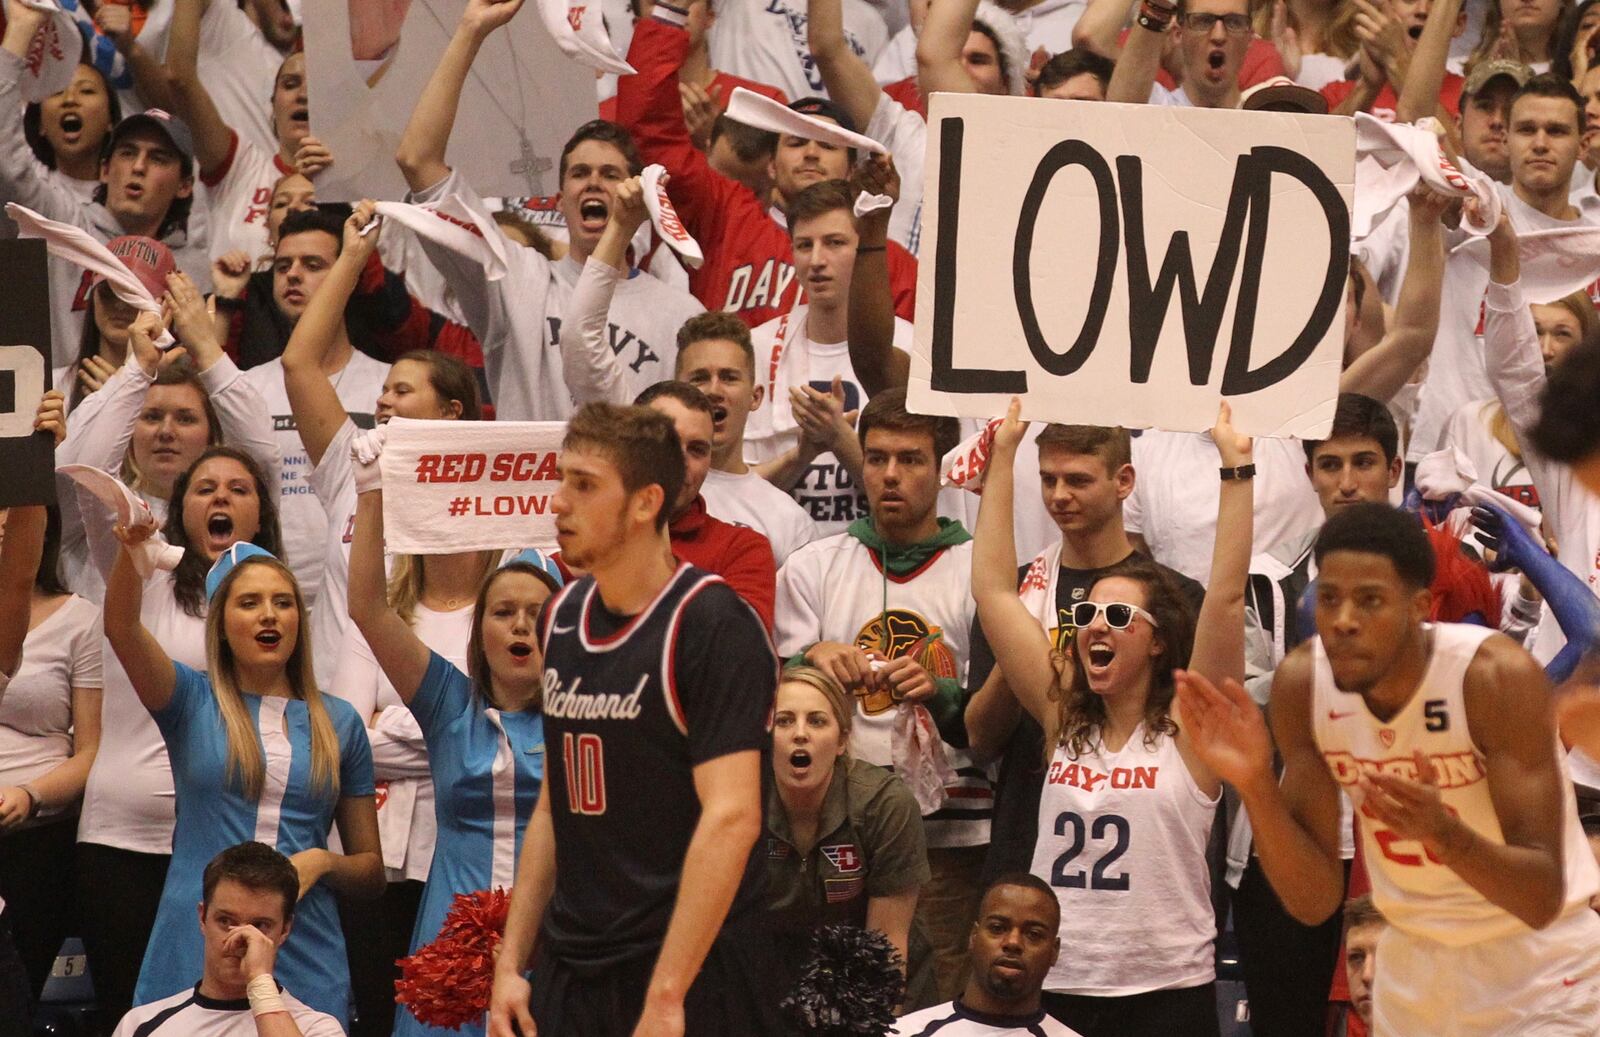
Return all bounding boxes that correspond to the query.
[981,871,1061,927]
[1313,503,1435,590]
[1511,72,1587,133]
[1343,894,1385,931]
[1304,393,1399,464]
[275,207,345,256]
[634,379,716,417]
[785,179,855,236]
[563,402,686,532]
[1532,337,1600,462]
[1036,48,1114,93]
[559,120,643,180]
[709,115,778,162]
[391,349,482,422]
[856,386,961,461]
[202,841,300,921]
[1035,424,1131,471]
[676,312,755,372]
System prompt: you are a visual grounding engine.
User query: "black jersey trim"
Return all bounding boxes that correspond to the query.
[130,993,199,1037]
[578,563,694,652]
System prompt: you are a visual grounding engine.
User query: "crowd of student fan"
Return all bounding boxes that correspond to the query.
[2,0,1600,1034]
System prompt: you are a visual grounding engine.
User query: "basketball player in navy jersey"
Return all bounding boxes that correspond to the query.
[487,402,780,1037]
[1177,503,1600,1035]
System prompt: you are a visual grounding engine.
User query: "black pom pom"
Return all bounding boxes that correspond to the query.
[780,925,906,1037]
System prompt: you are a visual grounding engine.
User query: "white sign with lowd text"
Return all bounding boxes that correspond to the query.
[908,94,1354,439]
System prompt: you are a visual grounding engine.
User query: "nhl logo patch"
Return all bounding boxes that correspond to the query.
[821,843,862,873]
[1378,728,1396,748]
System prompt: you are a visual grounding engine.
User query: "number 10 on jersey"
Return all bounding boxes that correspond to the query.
[562,733,608,815]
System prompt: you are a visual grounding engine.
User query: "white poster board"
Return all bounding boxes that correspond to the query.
[908,94,1354,439]
[305,0,597,202]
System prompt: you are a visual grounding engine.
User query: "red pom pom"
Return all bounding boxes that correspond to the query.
[394,888,513,1030]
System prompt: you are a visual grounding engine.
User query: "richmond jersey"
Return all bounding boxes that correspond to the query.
[1312,623,1600,946]
[537,564,777,967]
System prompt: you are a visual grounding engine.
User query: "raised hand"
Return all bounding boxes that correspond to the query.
[679,80,719,151]
[166,272,223,368]
[1173,669,1275,790]
[34,389,65,446]
[1358,751,1463,859]
[294,135,334,179]
[1271,0,1301,81]
[1211,400,1253,468]
[993,395,1029,454]
[342,200,383,262]
[461,0,526,38]
[211,250,254,300]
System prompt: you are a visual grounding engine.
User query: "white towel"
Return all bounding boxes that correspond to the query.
[57,464,184,577]
[723,87,888,156]
[639,164,702,269]
[379,417,566,554]
[17,0,83,104]
[940,417,1003,493]
[1449,225,1600,306]
[373,199,509,283]
[534,0,634,75]
[1353,115,1500,238]
[1413,446,1544,536]
[7,203,177,348]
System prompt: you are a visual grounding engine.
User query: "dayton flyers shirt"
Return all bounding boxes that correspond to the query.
[537,564,777,966]
[198,131,292,264]
[617,15,918,328]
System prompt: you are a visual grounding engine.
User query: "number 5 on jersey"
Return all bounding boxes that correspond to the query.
[563,733,607,815]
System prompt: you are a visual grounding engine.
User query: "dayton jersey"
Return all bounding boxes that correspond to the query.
[537,564,777,967]
[1312,623,1600,945]
[775,534,993,847]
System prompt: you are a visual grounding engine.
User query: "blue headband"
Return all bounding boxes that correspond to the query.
[205,542,278,602]
[504,547,564,593]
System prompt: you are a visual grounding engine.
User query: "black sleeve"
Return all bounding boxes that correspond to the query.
[966,562,1029,691]
[673,582,777,764]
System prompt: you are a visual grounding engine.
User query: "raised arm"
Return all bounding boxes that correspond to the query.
[1395,0,1463,125]
[103,521,178,713]
[1073,0,1135,58]
[0,1,102,219]
[1106,0,1170,103]
[811,0,891,132]
[1340,190,1449,403]
[971,400,1060,727]
[346,488,432,703]
[1176,652,1347,924]
[1480,213,1546,435]
[394,0,526,193]
[847,157,908,397]
[282,206,375,466]
[560,178,648,406]
[1187,403,1253,687]
[916,0,984,94]
[165,0,239,177]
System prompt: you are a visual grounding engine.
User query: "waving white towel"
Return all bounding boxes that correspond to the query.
[373,199,509,282]
[58,464,184,577]
[1353,115,1500,238]
[723,87,888,156]
[16,0,83,103]
[534,0,634,75]
[639,164,703,269]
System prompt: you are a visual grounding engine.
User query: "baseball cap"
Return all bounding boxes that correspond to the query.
[1463,59,1533,97]
[109,109,196,175]
[503,547,565,594]
[1240,76,1329,116]
[95,236,177,301]
[787,97,859,136]
[206,543,279,603]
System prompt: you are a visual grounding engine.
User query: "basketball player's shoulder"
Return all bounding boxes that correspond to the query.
[677,565,761,622]
[1273,640,1317,700]
[1460,627,1551,730]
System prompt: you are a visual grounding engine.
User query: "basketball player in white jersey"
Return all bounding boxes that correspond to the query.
[1178,502,1600,1036]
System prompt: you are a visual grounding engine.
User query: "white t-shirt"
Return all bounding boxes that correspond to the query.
[865,94,927,256]
[701,467,817,566]
[1149,83,1194,106]
[893,1001,1085,1036]
[1440,400,1541,512]
[707,0,889,101]
[409,170,702,420]
[328,603,473,884]
[745,314,914,538]
[78,573,205,854]
[0,595,102,801]
[1412,185,1600,461]
[243,353,389,608]
[111,983,344,1037]
[199,134,292,264]
[1123,431,1323,585]
[307,420,360,692]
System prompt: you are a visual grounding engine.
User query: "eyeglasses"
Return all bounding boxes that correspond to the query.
[1070,601,1161,630]
[1178,12,1253,34]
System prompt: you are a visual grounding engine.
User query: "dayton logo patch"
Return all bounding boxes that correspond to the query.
[567,5,585,30]
[821,843,862,874]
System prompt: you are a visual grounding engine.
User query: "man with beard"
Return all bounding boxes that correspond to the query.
[892,874,1084,1036]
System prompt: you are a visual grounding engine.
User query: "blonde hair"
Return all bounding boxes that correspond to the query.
[779,664,854,742]
[204,557,340,801]
[386,551,498,625]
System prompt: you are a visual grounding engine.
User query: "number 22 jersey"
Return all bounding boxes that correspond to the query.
[537,563,778,968]
[1312,622,1600,946]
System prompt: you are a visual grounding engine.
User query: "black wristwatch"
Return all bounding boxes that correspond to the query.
[1219,464,1256,481]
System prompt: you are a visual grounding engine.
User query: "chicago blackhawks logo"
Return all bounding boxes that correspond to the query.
[852,609,958,715]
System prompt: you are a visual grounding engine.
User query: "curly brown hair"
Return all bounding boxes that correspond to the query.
[1048,560,1196,759]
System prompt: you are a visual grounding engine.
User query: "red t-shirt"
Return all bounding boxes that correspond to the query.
[668,496,777,632]
[617,17,919,328]
[1320,73,1465,120]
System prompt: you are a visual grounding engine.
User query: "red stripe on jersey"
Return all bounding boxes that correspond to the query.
[580,563,692,649]
[867,547,949,584]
